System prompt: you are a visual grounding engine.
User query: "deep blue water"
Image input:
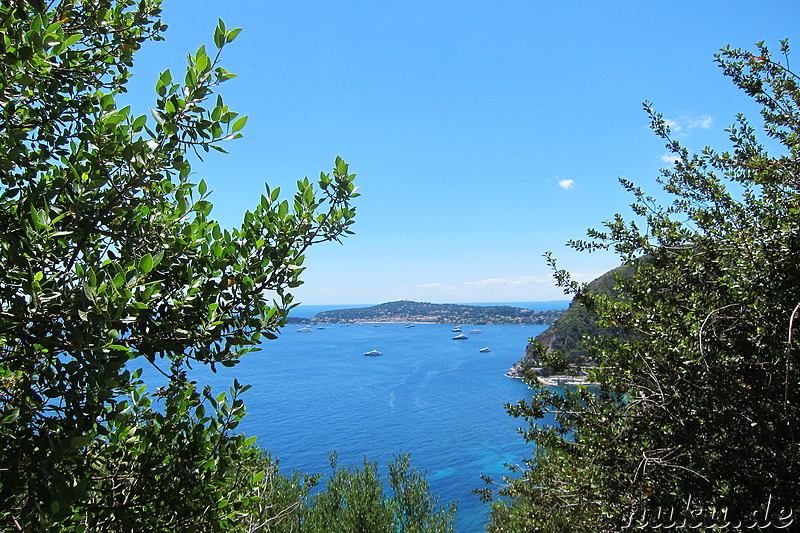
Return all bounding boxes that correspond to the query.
[139,304,565,532]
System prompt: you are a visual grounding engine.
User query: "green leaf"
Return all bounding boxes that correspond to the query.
[139,253,154,274]
[64,33,82,47]
[29,204,42,228]
[185,67,197,87]
[106,344,129,352]
[156,69,172,96]
[231,116,248,132]
[71,435,92,449]
[278,200,289,218]
[226,27,242,43]
[196,53,210,73]
[132,114,147,131]
[103,106,130,126]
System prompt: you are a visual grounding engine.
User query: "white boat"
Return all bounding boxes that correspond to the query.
[452,333,468,340]
[364,349,383,356]
[297,327,312,332]
[479,347,491,353]
[452,326,463,332]
[470,329,482,334]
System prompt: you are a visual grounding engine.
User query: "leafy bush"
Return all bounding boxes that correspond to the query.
[0,1,359,529]
[488,39,800,531]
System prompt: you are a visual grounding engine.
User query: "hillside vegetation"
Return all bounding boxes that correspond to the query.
[523,264,632,367]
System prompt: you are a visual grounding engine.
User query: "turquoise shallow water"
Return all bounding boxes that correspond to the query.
[140,306,564,532]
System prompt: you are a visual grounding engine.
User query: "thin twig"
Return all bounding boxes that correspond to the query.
[784,302,800,414]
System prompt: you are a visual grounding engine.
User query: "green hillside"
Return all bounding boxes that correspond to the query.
[311,300,564,325]
[524,264,632,366]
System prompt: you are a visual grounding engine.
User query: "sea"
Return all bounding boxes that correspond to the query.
[139,301,568,532]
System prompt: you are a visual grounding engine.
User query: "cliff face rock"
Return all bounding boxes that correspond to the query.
[523,264,633,367]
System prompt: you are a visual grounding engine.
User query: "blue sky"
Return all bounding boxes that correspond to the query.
[128,1,800,305]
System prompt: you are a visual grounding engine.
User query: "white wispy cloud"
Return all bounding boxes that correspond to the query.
[664,114,713,133]
[417,282,444,289]
[464,275,554,288]
[661,153,680,164]
[558,179,575,190]
[686,114,713,129]
[664,119,682,132]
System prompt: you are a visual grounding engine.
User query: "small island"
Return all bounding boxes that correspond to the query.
[296,300,564,325]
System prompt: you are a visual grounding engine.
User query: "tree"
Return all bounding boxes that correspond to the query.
[0,0,360,529]
[486,39,800,531]
[303,453,457,533]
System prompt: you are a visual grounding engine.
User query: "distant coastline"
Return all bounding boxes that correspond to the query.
[289,300,567,326]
